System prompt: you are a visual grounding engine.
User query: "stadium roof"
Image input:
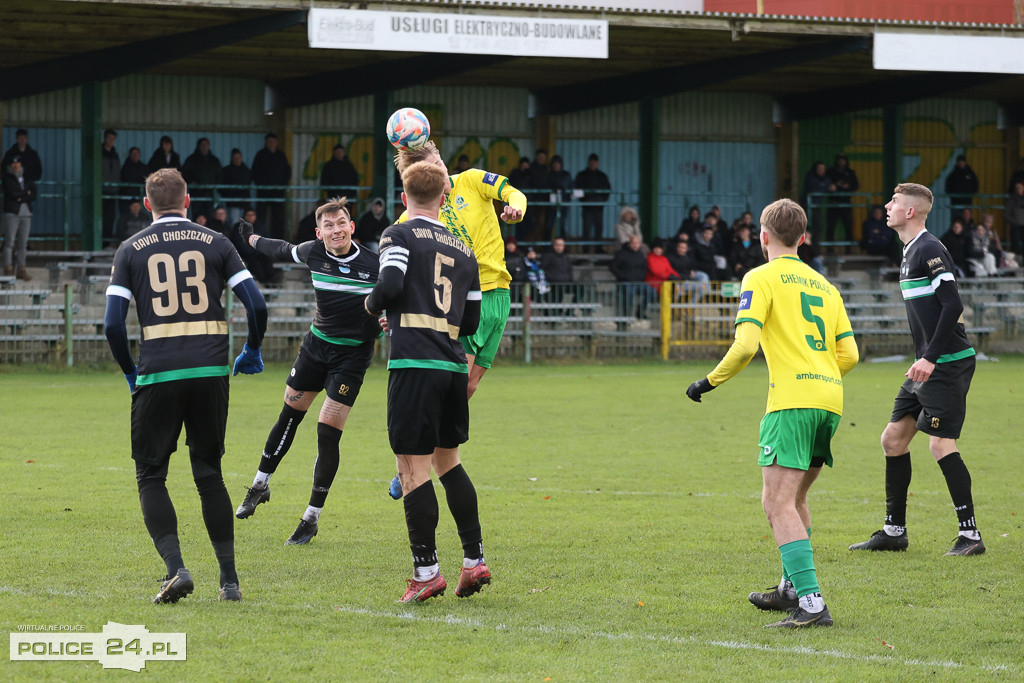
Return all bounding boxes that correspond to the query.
[2,0,1024,121]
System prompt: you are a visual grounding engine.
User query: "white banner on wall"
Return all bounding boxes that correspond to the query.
[874,29,1024,74]
[308,8,609,59]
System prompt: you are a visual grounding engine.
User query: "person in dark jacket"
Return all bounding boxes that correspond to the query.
[508,157,533,241]
[114,198,151,244]
[691,225,721,280]
[610,234,651,319]
[147,135,181,174]
[730,225,765,280]
[181,137,223,221]
[2,157,36,279]
[528,149,550,241]
[547,155,573,238]
[575,153,611,245]
[826,153,859,242]
[320,144,359,190]
[121,146,148,190]
[940,220,970,278]
[802,161,833,242]
[355,197,388,252]
[101,129,121,241]
[797,230,825,275]
[251,132,291,239]
[677,205,702,241]
[668,238,710,300]
[2,129,42,182]
[540,236,574,307]
[221,148,252,224]
[861,205,897,263]
[945,154,979,225]
[504,236,527,303]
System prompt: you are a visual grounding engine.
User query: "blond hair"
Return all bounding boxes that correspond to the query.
[894,183,933,218]
[145,168,187,214]
[315,197,351,226]
[401,161,448,205]
[393,140,439,173]
[759,198,806,247]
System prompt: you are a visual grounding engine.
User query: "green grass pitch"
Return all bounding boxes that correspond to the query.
[1,358,1021,680]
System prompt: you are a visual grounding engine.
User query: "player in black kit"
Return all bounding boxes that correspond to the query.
[104,169,268,603]
[850,183,984,556]
[233,198,382,545]
[365,161,490,603]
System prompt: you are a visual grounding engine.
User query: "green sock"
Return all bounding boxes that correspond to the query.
[779,538,819,598]
[780,529,810,585]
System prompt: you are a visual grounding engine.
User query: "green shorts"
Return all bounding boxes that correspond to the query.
[758,408,841,470]
[459,288,510,369]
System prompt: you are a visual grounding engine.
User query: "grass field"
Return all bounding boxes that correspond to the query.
[1,358,1021,680]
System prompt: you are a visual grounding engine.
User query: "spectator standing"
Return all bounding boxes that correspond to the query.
[1007,158,1024,195]
[944,154,979,225]
[826,153,859,242]
[1003,181,1024,257]
[251,132,292,239]
[575,153,611,247]
[529,149,550,241]
[221,148,252,225]
[121,146,148,193]
[114,198,151,244]
[547,155,573,238]
[3,129,42,182]
[610,234,651,320]
[355,197,389,252]
[802,161,833,243]
[2,157,36,280]
[147,135,181,174]
[182,137,223,221]
[320,143,359,191]
[101,129,121,241]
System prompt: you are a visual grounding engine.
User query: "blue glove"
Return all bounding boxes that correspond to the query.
[233,343,264,376]
[125,370,137,393]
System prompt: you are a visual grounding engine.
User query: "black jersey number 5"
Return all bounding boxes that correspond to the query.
[433,252,455,314]
[147,251,209,317]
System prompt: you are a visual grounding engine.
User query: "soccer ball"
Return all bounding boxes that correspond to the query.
[386,107,431,151]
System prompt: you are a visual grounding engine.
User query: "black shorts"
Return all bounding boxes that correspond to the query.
[890,356,975,439]
[386,369,469,456]
[287,332,374,407]
[131,375,229,466]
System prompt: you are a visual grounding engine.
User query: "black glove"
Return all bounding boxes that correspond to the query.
[685,377,715,403]
[235,218,254,244]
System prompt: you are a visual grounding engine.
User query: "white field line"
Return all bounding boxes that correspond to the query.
[332,605,1016,674]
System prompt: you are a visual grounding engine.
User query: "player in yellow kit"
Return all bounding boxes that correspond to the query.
[394,141,526,397]
[386,141,527,499]
[686,198,858,629]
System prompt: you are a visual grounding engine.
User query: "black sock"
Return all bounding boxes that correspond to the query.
[309,423,342,508]
[258,404,307,475]
[884,452,912,529]
[439,464,483,561]
[403,480,439,568]
[937,452,977,534]
[195,473,238,586]
[136,463,184,577]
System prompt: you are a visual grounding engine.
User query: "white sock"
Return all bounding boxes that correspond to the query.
[414,563,439,581]
[253,472,271,488]
[800,592,826,614]
[961,529,981,541]
[778,578,796,598]
[303,505,322,523]
[883,524,905,536]
[464,557,484,569]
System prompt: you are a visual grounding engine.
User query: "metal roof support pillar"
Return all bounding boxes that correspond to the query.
[373,90,396,223]
[81,81,102,252]
[639,96,659,241]
[882,105,903,195]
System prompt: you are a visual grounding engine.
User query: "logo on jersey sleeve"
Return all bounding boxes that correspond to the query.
[738,291,753,311]
[483,173,498,186]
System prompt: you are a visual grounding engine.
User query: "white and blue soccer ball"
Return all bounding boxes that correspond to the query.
[386,107,431,151]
